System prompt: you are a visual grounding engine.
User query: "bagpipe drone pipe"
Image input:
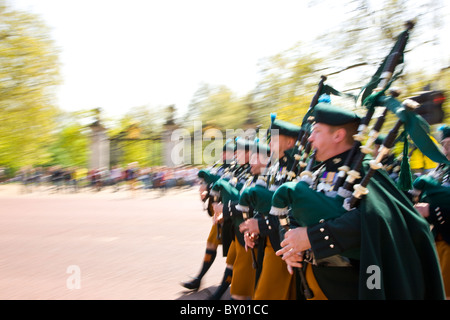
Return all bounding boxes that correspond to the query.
[198,162,223,217]
[264,22,450,300]
[411,162,450,208]
[270,19,450,231]
[268,21,417,226]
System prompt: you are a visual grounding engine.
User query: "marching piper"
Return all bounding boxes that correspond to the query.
[274,103,445,299]
[238,119,301,300]
[210,138,255,300]
[414,125,450,298]
[180,139,235,292]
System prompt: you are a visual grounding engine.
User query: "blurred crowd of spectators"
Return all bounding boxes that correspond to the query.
[3,163,199,194]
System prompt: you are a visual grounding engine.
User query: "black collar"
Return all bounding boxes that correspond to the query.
[313,149,353,172]
[279,147,297,167]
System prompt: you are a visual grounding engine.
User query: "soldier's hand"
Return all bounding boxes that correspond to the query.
[213,212,223,225]
[284,252,304,274]
[414,202,430,218]
[212,203,223,224]
[199,183,207,200]
[239,218,259,235]
[276,227,311,260]
[244,232,256,250]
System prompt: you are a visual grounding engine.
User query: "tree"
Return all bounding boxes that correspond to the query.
[299,0,449,137]
[110,105,165,167]
[49,121,89,168]
[312,0,447,91]
[0,2,61,173]
[184,83,250,131]
[252,42,322,126]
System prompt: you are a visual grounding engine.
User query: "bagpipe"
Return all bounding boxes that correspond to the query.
[410,163,450,205]
[237,176,279,270]
[261,21,416,299]
[204,124,261,200]
[342,91,449,210]
[208,135,265,229]
[271,20,413,218]
[197,139,243,243]
[204,156,245,242]
[267,75,358,227]
[198,160,225,217]
[264,21,450,298]
[198,144,241,213]
[270,19,450,230]
[237,203,260,269]
[249,73,356,299]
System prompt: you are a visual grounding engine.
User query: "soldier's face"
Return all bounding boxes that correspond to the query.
[249,152,270,174]
[236,150,249,164]
[308,123,335,162]
[269,135,280,159]
[222,150,234,163]
[269,135,293,160]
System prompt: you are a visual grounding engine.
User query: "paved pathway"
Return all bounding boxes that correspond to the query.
[0,184,229,300]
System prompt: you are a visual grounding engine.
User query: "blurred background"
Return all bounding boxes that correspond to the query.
[0,0,449,301]
[0,0,449,183]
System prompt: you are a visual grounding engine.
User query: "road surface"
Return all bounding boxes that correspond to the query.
[0,184,229,300]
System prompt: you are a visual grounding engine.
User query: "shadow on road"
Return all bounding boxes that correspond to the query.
[175,286,230,300]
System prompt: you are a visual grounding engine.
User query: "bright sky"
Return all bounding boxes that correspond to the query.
[8,0,450,120]
[9,0,343,119]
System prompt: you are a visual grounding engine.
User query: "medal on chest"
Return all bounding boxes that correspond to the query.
[316,171,337,192]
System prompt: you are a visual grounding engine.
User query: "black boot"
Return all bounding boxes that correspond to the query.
[181,249,217,291]
[208,267,232,300]
[181,277,201,291]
